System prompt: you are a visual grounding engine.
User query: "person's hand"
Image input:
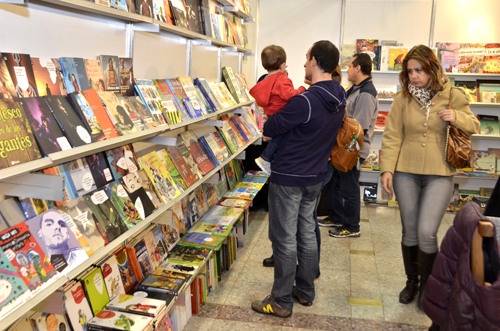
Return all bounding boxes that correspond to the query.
[437,107,456,124]
[381,172,393,195]
[304,78,312,85]
[262,135,271,142]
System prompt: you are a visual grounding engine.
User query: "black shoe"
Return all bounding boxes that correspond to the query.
[292,286,313,306]
[263,255,274,267]
[318,216,343,228]
[417,249,438,310]
[399,244,419,304]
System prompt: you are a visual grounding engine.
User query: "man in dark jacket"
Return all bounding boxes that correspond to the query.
[251,40,346,318]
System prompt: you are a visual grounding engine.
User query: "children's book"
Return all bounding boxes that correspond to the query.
[435,42,460,73]
[0,246,29,311]
[167,245,210,266]
[356,39,380,70]
[388,48,407,71]
[106,294,166,317]
[82,268,110,315]
[478,115,500,135]
[64,281,94,331]
[130,240,153,281]
[181,232,225,249]
[484,43,500,74]
[154,79,189,122]
[114,248,138,293]
[454,81,477,102]
[104,181,143,229]
[217,197,251,209]
[137,151,181,203]
[459,43,486,73]
[138,274,187,296]
[473,150,497,173]
[165,146,197,187]
[87,310,154,331]
[156,148,188,192]
[101,255,126,300]
[30,312,71,331]
[134,79,168,125]
[223,187,258,200]
[189,221,232,237]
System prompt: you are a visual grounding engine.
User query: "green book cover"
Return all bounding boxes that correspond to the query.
[104,180,143,229]
[82,268,110,315]
[478,115,500,135]
[189,221,232,237]
[156,148,188,192]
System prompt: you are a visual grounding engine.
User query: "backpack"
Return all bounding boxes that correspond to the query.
[330,109,364,172]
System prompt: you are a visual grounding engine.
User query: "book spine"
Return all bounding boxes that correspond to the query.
[195,79,219,111]
[230,119,249,142]
[199,137,219,166]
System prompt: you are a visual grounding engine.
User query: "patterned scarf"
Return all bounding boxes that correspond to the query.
[408,83,433,119]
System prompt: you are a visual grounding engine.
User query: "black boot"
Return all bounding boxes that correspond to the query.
[417,249,438,310]
[399,244,419,304]
[263,254,274,267]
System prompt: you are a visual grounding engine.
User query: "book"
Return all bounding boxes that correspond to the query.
[83,59,106,91]
[134,79,168,125]
[165,78,197,119]
[157,260,198,275]
[59,57,85,93]
[98,91,139,135]
[0,97,42,169]
[118,96,147,132]
[124,96,160,129]
[31,57,62,96]
[86,152,113,188]
[459,43,486,73]
[87,310,154,331]
[25,209,88,274]
[199,0,212,37]
[375,111,389,130]
[362,149,380,170]
[222,67,244,104]
[130,240,153,280]
[50,58,68,95]
[67,91,107,142]
[99,55,121,92]
[63,281,94,331]
[156,148,188,192]
[356,39,379,70]
[164,146,196,187]
[83,189,129,242]
[188,141,215,175]
[106,294,166,317]
[101,255,126,300]
[454,81,477,102]
[104,180,143,229]
[56,197,106,255]
[181,232,225,249]
[184,0,202,34]
[169,0,189,29]
[137,151,181,203]
[143,232,160,270]
[119,57,135,96]
[435,42,460,73]
[484,43,500,74]
[0,223,57,291]
[193,78,222,112]
[82,89,120,139]
[477,80,500,103]
[138,273,187,295]
[44,95,94,147]
[119,177,157,219]
[2,53,38,97]
[30,312,71,331]
[167,245,210,266]
[240,174,267,184]
[376,86,397,100]
[207,81,229,108]
[177,141,204,181]
[478,114,500,135]
[65,158,97,197]
[189,221,232,237]
[177,76,205,117]
[82,268,111,315]
[153,79,185,124]
[170,200,186,237]
[218,82,236,105]
[18,197,47,219]
[480,187,494,197]
[472,150,497,173]
[223,187,258,200]
[134,169,165,209]
[217,197,251,209]
[115,248,139,293]
[151,225,169,262]
[0,246,29,311]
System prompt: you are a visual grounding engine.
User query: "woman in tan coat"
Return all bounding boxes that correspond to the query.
[380,45,479,310]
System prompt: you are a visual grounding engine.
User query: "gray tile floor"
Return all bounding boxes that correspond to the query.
[183,206,455,330]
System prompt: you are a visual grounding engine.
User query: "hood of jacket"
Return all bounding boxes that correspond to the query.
[307,79,347,114]
[249,72,284,107]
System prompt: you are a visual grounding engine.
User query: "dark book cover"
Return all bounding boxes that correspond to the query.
[166,145,197,187]
[137,0,153,17]
[66,158,98,197]
[198,0,212,37]
[119,176,156,219]
[59,57,84,93]
[106,146,128,181]
[86,152,114,188]
[104,180,143,229]
[124,96,159,129]
[74,58,91,91]
[126,169,164,209]
[133,240,153,279]
[98,55,121,92]
[119,57,135,96]
[184,0,202,34]
[2,53,38,98]
[168,0,189,29]
[83,189,129,242]
[31,57,62,96]
[44,95,94,147]
[67,91,107,142]
[82,89,120,139]
[20,97,68,156]
[138,274,186,295]
[177,140,203,180]
[189,141,214,175]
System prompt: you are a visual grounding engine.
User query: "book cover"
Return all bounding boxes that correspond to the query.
[50,58,68,96]
[170,200,186,237]
[158,260,198,276]
[82,268,110,315]
[104,181,143,229]
[181,232,225,249]
[167,245,209,266]
[31,57,62,96]
[99,55,121,92]
[376,86,397,100]
[194,84,214,113]
[0,223,57,291]
[101,255,126,300]
[473,150,497,173]
[138,274,186,295]
[194,185,208,215]
[165,78,197,119]
[20,97,70,155]
[44,95,94,147]
[459,43,486,73]
[193,78,222,112]
[117,96,147,131]
[218,82,236,105]
[87,310,154,331]
[362,149,380,170]
[83,189,129,242]
[178,76,205,117]
[379,46,390,71]
[435,42,460,73]
[212,131,231,160]
[83,59,106,92]
[30,312,70,331]
[66,158,97,197]
[224,164,236,190]
[189,142,214,175]
[82,89,120,139]
[480,187,494,197]
[169,0,189,29]
[477,81,500,103]
[185,191,201,229]
[98,91,139,136]
[184,0,202,34]
[64,281,94,331]
[132,240,153,280]
[119,177,157,219]
[152,0,167,22]
[177,141,204,181]
[124,96,159,129]
[59,57,84,93]
[223,187,258,200]
[106,294,166,317]
[165,145,197,187]
[68,91,107,141]
[25,209,88,274]
[114,248,138,293]
[134,170,165,209]
[151,225,169,262]
[18,197,47,219]
[137,0,153,17]
[217,197,251,209]
[355,39,379,70]
[189,221,232,237]
[233,115,255,139]
[219,121,242,151]
[57,197,106,255]
[2,53,38,97]
[86,152,114,188]
[478,114,500,135]
[0,246,29,311]
[134,79,168,125]
[143,232,160,270]
[454,81,477,102]
[119,58,135,96]
[153,79,185,124]
[138,151,181,203]
[156,148,187,193]
[207,81,229,108]
[375,111,389,130]
[105,144,139,181]
[204,205,243,220]
[484,43,500,74]
[73,58,91,91]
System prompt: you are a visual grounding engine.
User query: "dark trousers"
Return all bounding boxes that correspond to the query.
[260,135,282,162]
[327,159,363,233]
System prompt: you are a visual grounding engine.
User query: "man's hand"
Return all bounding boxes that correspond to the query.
[437,107,456,124]
[381,172,393,195]
[262,135,271,142]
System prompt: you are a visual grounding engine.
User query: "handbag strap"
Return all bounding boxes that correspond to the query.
[448,87,454,125]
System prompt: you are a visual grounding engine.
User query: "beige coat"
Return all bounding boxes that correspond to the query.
[380,82,479,176]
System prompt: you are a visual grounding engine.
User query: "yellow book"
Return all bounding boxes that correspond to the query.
[137,151,181,203]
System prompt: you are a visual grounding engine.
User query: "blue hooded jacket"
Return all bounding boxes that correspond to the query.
[263,79,346,187]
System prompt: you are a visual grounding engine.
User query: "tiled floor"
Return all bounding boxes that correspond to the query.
[184,206,455,330]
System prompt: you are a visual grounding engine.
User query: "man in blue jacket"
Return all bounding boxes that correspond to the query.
[251,40,346,317]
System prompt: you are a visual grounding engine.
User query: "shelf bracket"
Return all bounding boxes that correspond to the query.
[222,46,238,52]
[231,108,247,115]
[133,22,160,33]
[243,17,255,23]
[192,39,212,46]
[0,173,64,201]
[199,120,223,127]
[235,151,246,160]
[143,136,177,146]
[0,0,27,4]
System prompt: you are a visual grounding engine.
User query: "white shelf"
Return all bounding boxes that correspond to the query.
[223,6,252,19]
[0,134,261,331]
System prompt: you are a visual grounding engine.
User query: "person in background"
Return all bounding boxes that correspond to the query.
[379,45,479,309]
[320,53,379,238]
[250,45,306,175]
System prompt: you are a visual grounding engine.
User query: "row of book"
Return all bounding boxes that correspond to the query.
[5,169,269,331]
[340,40,500,74]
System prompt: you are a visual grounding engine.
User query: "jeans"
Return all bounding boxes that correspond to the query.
[393,172,453,254]
[327,158,364,232]
[269,181,322,311]
[260,135,282,162]
[313,162,334,264]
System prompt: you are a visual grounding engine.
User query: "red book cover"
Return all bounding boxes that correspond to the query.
[232,116,252,140]
[375,111,389,130]
[190,282,197,314]
[226,119,248,144]
[0,223,57,291]
[125,246,144,283]
[82,89,120,139]
[31,57,62,96]
[189,142,215,175]
[2,53,38,98]
[166,145,197,187]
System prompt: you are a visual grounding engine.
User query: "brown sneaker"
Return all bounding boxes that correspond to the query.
[292,286,313,306]
[251,295,292,318]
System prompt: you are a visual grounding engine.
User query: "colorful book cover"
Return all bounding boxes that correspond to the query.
[83,189,129,242]
[170,200,186,237]
[459,43,486,73]
[114,248,138,293]
[82,89,120,139]
[25,209,88,274]
[20,97,68,156]
[194,78,222,112]
[484,43,500,74]
[98,91,139,136]
[156,148,187,192]
[30,312,70,331]
[68,91,107,142]
[0,246,29,310]
[169,0,189,29]
[151,225,169,262]
[133,240,153,280]
[219,122,241,152]
[189,142,215,175]
[212,132,232,161]
[376,86,397,100]
[177,141,204,181]
[218,82,236,105]
[2,53,38,97]
[117,96,146,131]
[473,150,497,173]
[31,57,62,96]
[59,57,84,93]
[153,79,185,124]
[0,223,57,291]
[87,310,154,330]
[99,55,121,92]
[50,58,68,95]
[83,59,106,91]
[167,245,209,266]
[224,163,236,190]
[134,79,168,125]
[138,274,186,295]
[134,169,165,209]
[104,181,143,229]
[189,221,232,237]
[181,232,225,249]
[165,146,197,187]
[101,255,126,300]
[177,76,204,117]
[223,187,258,200]
[477,81,500,103]
[137,0,153,17]
[435,42,460,73]
[106,294,166,317]
[217,197,251,209]
[119,57,135,96]
[81,268,110,315]
[119,177,156,220]
[152,0,167,22]
[454,81,477,102]
[241,174,267,184]
[124,96,159,129]
[375,111,389,130]
[355,39,379,70]
[207,81,229,108]
[143,232,160,270]
[138,151,181,203]
[57,197,106,255]
[164,78,196,119]
[194,85,214,113]
[64,281,94,331]
[478,115,500,135]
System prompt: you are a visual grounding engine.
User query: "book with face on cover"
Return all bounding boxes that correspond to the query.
[119,175,156,219]
[99,55,121,92]
[117,96,147,131]
[30,312,71,331]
